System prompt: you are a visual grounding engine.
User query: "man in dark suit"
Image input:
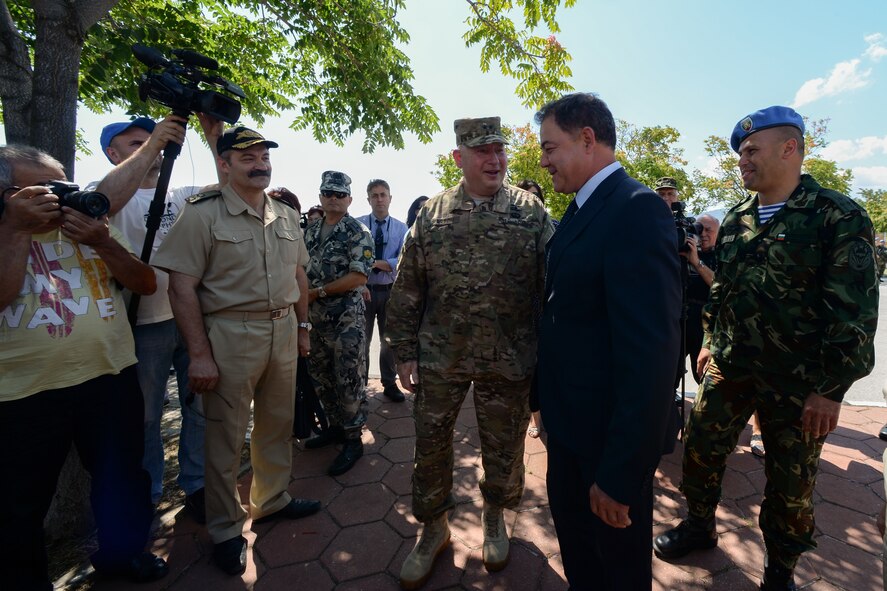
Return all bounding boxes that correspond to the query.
[535,93,681,590]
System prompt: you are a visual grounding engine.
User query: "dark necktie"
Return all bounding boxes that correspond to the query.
[558,199,579,228]
[374,219,385,260]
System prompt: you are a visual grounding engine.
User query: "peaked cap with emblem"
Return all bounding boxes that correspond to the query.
[730,106,805,153]
[216,126,279,154]
[454,116,509,148]
[654,177,678,191]
[320,170,352,195]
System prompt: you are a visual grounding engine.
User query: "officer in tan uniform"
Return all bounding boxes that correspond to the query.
[154,127,320,576]
[387,117,553,589]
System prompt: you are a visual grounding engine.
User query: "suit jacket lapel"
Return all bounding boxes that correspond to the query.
[546,168,628,293]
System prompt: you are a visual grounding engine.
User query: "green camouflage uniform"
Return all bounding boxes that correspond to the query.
[304,215,374,440]
[386,180,554,523]
[682,174,878,570]
[876,243,887,278]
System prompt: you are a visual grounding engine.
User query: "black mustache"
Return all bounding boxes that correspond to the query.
[249,170,271,178]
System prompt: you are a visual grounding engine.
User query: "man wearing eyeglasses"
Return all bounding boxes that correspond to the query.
[356,179,409,402]
[303,171,375,476]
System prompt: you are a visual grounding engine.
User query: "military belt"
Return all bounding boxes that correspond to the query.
[208,306,291,321]
[367,284,393,291]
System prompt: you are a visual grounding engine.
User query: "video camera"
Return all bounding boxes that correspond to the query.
[132,44,244,122]
[672,202,703,254]
[0,181,110,219]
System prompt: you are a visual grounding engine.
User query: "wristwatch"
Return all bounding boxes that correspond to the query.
[298,322,312,331]
[318,286,328,298]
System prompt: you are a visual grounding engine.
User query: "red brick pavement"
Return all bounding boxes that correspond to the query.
[74,382,886,590]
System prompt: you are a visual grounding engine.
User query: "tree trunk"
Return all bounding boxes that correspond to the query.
[0,0,34,144]
[31,3,86,177]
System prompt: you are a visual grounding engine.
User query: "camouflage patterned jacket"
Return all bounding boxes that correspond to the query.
[304,214,374,312]
[703,174,878,401]
[386,181,554,380]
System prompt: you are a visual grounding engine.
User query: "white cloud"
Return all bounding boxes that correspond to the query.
[791,58,871,108]
[791,33,885,108]
[820,135,887,162]
[854,166,887,189]
[864,33,887,61]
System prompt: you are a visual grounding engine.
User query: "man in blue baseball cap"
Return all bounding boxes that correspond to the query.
[88,113,224,524]
[654,105,878,591]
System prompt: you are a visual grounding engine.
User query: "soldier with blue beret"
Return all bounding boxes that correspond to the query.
[654,105,878,590]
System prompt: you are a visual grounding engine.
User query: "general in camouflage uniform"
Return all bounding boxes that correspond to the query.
[653,106,878,591]
[303,170,374,476]
[387,117,554,588]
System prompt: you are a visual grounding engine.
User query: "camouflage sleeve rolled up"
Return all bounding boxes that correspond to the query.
[386,211,427,365]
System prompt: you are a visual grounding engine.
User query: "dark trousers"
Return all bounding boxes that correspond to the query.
[364,284,397,387]
[0,366,154,591]
[547,437,654,591]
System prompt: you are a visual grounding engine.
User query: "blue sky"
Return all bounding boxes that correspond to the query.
[66,0,887,222]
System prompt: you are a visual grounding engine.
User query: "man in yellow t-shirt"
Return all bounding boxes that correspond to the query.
[0,145,164,589]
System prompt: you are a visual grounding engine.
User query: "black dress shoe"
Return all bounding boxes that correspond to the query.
[253,498,322,524]
[94,552,169,583]
[760,564,797,590]
[184,487,206,524]
[329,439,363,475]
[879,422,887,442]
[213,535,247,575]
[653,518,717,560]
[305,426,344,449]
[383,384,406,402]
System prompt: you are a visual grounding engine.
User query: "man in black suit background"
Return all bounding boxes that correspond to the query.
[535,93,681,590]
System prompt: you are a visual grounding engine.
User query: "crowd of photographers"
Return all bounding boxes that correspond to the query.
[0,95,880,591]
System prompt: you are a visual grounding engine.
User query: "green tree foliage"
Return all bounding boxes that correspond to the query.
[615,120,695,207]
[1,0,576,175]
[693,118,854,212]
[859,188,887,232]
[431,123,571,219]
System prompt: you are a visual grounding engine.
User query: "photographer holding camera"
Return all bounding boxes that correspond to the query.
[88,113,224,524]
[0,145,166,588]
[681,212,718,382]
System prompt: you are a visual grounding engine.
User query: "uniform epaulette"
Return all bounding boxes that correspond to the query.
[726,193,755,215]
[186,190,222,204]
[817,187,863,215]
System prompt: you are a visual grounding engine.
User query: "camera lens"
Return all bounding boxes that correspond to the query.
[62,191,111,218]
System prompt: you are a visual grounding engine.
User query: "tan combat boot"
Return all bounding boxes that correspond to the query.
[482,503,509,572]
[399,513,450,590]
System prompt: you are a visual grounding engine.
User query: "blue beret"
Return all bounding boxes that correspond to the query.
[100,117,156,162]
[730,106,805,153]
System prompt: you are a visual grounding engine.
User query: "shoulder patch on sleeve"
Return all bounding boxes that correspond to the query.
[848,237,874,271]
[187,190,222,204]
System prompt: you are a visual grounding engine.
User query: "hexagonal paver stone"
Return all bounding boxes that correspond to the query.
[380,437,415,464]
[253,511,339,567]
[256,561,334,590]
[333,453,393,487]
[384,495,420,538]
[321,521,402,582]
[376,416,415,439]
[382,462,413,496]
[327,481,397,527]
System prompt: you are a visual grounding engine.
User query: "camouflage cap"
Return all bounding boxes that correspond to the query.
[730,106,805,153]
[454,116,508,148]
[216,126,279,155]
[655,177,679,191]
[319,170,352,195]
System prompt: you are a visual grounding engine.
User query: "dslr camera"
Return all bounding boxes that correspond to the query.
[132,44,244,122]
[671,201,703,254]
[0,181,110,219]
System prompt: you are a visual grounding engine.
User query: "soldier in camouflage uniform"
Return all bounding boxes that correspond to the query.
[876,238,887,280]
[302,171,374,476]
[653,107,878,591]
[387,117,553,589]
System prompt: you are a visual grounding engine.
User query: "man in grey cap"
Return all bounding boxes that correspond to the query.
[154,126,320,576]
[387,117,553,588]
[302,171,374,476]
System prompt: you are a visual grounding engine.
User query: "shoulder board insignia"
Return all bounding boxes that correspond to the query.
[187,190,222,204]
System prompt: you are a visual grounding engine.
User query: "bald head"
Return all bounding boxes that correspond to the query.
[697,214,720,251]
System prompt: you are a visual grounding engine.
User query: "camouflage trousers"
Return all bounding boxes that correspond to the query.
[411,368,531,523]
[681,358,825,570]
[307,300,368,440]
